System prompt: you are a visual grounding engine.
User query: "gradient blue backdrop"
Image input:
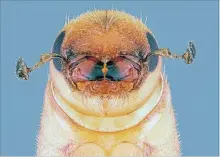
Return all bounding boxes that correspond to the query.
[1,1,219,156]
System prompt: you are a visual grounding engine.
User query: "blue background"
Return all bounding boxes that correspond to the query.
[1,1,219,156]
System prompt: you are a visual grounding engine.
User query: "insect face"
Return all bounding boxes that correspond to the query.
[51,11,160,96]
[15,10,196,117]
[16,10,196,109]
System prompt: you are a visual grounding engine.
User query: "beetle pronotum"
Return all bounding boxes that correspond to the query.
[16,10,196,156]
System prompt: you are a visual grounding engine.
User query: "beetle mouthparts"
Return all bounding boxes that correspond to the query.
[16,57,30,80]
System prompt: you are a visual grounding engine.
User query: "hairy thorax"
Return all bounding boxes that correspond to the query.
[38,60,180,156]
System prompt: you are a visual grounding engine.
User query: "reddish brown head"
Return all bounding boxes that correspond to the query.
[52,10,159,96]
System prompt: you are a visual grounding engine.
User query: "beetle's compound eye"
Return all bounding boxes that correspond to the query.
[145,33,159,72]
[52,31,66,71]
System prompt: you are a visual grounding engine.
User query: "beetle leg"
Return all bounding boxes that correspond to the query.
[146,41,196,64]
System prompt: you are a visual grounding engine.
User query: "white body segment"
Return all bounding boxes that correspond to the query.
[36,57,181,156]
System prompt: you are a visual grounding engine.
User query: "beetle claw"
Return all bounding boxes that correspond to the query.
[16,57,30,80]
[188,41,196,59]
[182,41,196,64]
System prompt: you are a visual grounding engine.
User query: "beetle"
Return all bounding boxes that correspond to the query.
[16,10,196,156]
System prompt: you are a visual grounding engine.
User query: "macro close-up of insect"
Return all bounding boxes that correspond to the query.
[14,10,197,156]
[1,0,219,156]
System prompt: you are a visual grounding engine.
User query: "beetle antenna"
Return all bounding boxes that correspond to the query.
[144,41,196,64]
[16,53,66,80]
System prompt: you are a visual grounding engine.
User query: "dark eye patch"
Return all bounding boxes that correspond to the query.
[89,61,105,81]
[106,61,120,81]
[71,56,104,81]
[52,31,65,71]
[146,32,159,72]
[106,56,140,81]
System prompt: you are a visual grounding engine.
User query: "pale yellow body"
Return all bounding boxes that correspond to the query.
[37,59,180,156]
[36,10,180,156]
